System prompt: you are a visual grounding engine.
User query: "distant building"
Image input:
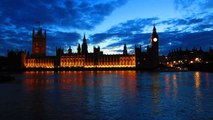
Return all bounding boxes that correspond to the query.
[7,26,160,70]
[162,47,213,68]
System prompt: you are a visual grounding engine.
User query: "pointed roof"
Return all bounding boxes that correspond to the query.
[124,44,127,49]
[153,25,156,32]
[32,28,35,36]
[83,33,86,43]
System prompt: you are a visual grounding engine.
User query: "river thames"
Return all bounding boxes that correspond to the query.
[0,71,213,120]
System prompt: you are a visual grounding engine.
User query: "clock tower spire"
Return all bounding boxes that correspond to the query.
[151,25,159,45]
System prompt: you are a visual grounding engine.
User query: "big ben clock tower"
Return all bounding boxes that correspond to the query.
[150,25,159,68]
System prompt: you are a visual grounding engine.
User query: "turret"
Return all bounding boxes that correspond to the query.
[44,30,46,39]
[83,33,86,43]
[55,47,64,67]
[32,28,35,37]
[77,44,81,54]
[68,46,72,55]
[123,44,128,55]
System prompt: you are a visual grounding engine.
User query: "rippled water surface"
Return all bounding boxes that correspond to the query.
[0,71,213,120]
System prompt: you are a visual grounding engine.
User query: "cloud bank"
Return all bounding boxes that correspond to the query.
[0,0,213,56]
[0,0,127,55]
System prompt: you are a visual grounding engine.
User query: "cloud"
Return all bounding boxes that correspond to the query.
[90,18,158,45]
[0,0,127,56]
[159,14,213,33]
[158,15,213,54]
[46,31,81,55]
[107,18,158,34]
[0,0,127,30]
[0,0,212,56]
[88,18,160,54]
[0,24,81,56]
[89,15,213,55]
[160,31,213,53]
[174,0,213,15]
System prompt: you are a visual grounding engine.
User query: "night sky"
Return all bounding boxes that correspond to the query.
[0,0,213,56]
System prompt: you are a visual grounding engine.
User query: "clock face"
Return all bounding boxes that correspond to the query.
[153,38,158,42]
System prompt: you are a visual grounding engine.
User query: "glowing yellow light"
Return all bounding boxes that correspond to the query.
[194,72,200,89]
[195,58,201,62]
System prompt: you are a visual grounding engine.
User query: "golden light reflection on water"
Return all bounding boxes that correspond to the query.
[25,71,54,75]
[172,73,178,98]
[194,72,200,89]
[172,74,177,88]
[58,71,83,84]
[152,73,160,99]
[19,71,213,118]
[194,72,203,113]
[205,72,209,87]
[23,71,55,92]
[23,71,137,94]
[165,74,170,92]
[164,73,178,98]
[150,73,161,114]
[119,71,137,96]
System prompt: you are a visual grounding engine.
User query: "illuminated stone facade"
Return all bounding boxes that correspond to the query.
[59,54,135,68]
[25,57,55,68]
[55,45,135,69]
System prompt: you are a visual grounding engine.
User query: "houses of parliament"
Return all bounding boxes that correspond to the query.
[6,26,160,70]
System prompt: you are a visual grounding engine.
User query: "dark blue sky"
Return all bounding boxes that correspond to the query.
[0,0,213,56]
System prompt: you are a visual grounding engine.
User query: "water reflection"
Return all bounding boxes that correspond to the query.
[172,73,178,98]
[163,73,178,98]
[23,71,137,91]
[151,73,160,102]
[194,72,203,113]
[150,73,161,115]
[1,71,212,119]
[165,74,170,93]
[23,71,54,92]
[194,72,200,89]
[205,72,210,87]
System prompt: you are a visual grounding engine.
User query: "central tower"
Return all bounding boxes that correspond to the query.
[32,27,46,57]
[82,34,88,54]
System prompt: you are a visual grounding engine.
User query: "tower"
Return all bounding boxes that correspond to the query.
[123,44,128,55]
[135,45,142,69]
[32,27,46,57]
[82,34,88,54]
[150,25,159,68]
[56,48,64,67]
[68,46,72,55]
[77,44,81,54]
